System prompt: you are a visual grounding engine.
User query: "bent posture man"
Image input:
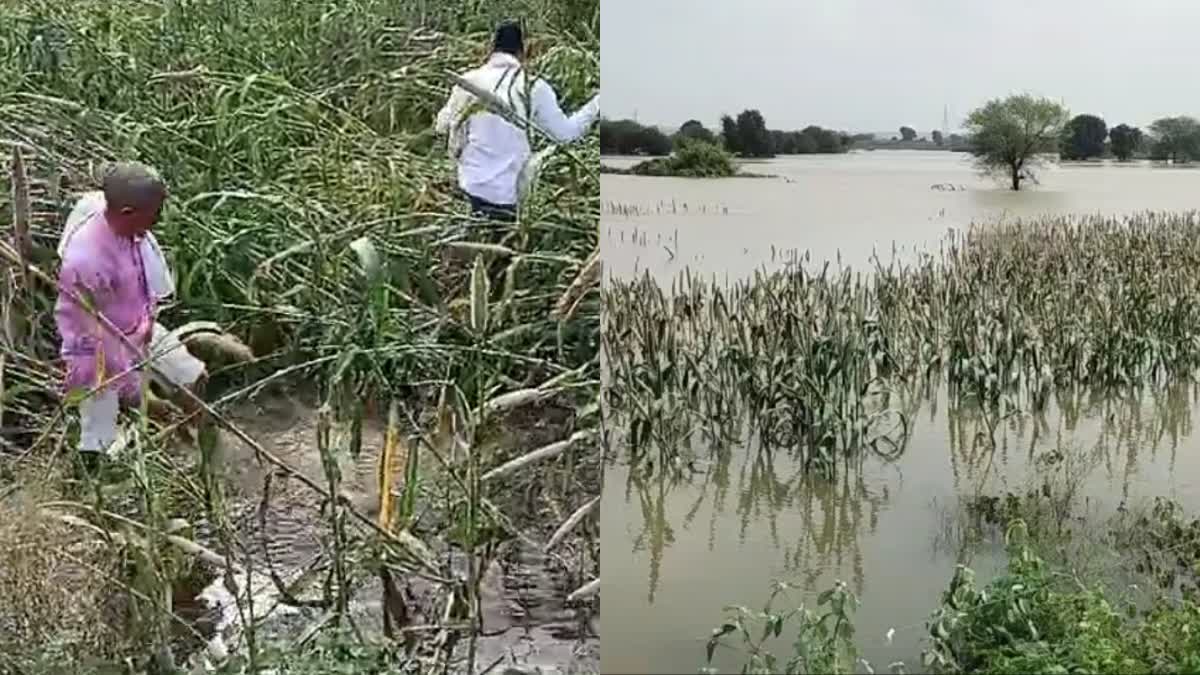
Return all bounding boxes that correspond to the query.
[56,162,207,467]
[436,20,599,222]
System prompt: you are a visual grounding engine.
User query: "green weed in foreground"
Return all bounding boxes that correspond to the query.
[924,521,1200,674]
[700,580,866,675]
[704,520,1200,675]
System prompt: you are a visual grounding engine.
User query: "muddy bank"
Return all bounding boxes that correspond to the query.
[0,383,599,673]
[184,390,599,674]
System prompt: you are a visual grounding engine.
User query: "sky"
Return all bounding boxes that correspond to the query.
[601,0,1200,135]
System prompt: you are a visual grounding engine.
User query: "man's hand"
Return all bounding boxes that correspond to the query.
[147,391,200,446]
[181,373,209,429]
[146,392,181,424]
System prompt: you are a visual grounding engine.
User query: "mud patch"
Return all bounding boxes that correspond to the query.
[186,391,598,674]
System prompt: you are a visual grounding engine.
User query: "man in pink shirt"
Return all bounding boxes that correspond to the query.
[56,162,206,470]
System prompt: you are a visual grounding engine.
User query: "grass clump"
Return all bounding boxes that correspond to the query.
[0,489,130,673]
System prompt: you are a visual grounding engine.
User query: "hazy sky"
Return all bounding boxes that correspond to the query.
[601,0,1200,134]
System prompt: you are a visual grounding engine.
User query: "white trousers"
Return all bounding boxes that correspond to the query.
[78,322,206,455]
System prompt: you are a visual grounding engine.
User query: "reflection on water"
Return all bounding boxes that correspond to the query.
[601,383,1200,674]
[600,150,1200,674]
[627,442,890,605]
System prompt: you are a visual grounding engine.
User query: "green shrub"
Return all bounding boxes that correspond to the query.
[704,519,1200,675]
[629,139,736,178]
[924,520,1200,674]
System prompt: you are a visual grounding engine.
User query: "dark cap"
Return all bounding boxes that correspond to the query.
[494,20,524,55]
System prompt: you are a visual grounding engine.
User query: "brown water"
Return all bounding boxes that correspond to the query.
[600,151,1200,674]
[602,151,1200,283]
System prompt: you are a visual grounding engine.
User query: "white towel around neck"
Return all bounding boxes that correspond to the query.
[59,191,175,301]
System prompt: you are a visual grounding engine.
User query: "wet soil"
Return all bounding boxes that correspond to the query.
[185,390,599,674]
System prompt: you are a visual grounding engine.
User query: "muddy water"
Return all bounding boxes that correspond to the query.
[602,386,1200,673]
[601,152,1200,674]
[603,151,1200,284]
[187,393,597,674]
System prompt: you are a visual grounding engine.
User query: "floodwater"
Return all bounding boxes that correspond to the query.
[600,151,1200,674]
[602,150,1200,283]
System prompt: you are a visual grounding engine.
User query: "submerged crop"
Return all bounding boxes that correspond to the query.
[604,213,1200,474]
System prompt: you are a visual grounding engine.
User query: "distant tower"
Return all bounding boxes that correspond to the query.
[942,104,950,138]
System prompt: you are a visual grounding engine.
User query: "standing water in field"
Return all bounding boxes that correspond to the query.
[603,151,1200,281]
[601,152,1200,673]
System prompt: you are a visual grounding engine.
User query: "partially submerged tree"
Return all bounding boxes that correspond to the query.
[965,95,1069,190]
[1108,124,1143,161]
[1060,114,1107,160]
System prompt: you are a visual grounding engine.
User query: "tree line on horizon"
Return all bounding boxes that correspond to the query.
[898,113,1195,164]
[600,109,867,158]
[599,97,1200,191]
[962,95,1200,190]
[1049,114,1200,163]
[883,126,967,148]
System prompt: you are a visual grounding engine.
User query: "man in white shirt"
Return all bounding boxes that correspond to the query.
[435,20,599,222]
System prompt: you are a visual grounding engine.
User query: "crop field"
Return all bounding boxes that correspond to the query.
[0,0,600,673]
[602,213,1200,673]
[604,214,1200,474]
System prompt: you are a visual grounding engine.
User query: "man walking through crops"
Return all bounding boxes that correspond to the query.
[435,19,599,222]
[56,162,207,470]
